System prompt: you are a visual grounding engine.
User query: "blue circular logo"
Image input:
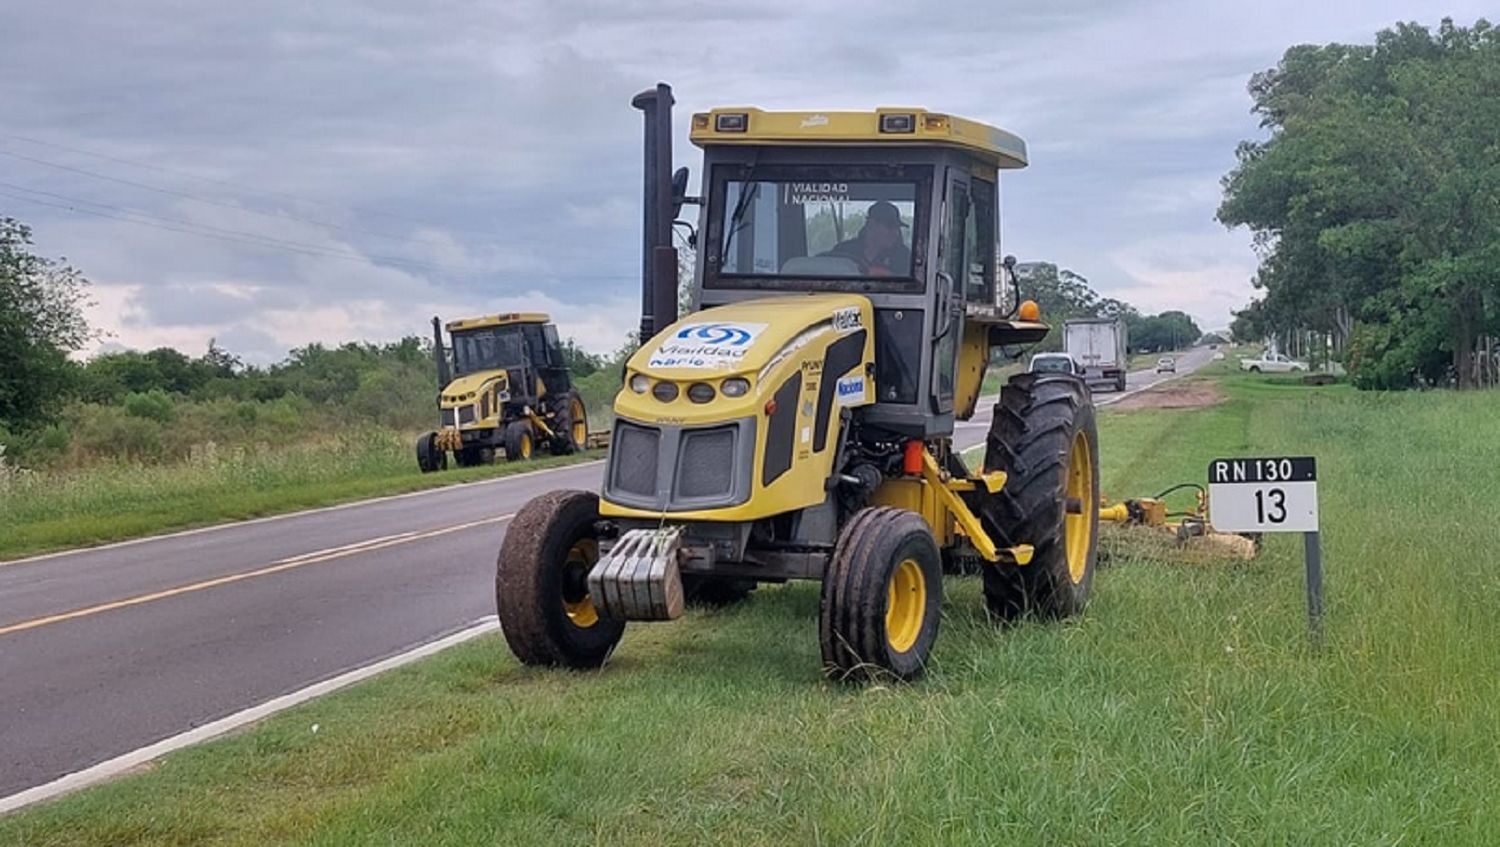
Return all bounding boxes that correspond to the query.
[676,323,753,346]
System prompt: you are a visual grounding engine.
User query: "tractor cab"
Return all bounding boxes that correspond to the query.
[690,107,1048,438]
[442,313,570,412]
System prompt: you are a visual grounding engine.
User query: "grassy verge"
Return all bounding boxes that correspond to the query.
[6,373,1499,844]
[0,433,601,561]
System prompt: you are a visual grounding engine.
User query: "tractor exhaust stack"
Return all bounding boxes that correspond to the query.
[431,316,450,389]
[632,82,679,342]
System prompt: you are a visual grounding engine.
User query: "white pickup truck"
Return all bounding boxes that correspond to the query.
[1240,352,1308,373]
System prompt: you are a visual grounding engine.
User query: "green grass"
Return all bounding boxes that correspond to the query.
[6,374,1499,844]
[0,432,601,560]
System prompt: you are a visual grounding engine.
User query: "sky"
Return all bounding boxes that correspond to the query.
[1,1,1489,363]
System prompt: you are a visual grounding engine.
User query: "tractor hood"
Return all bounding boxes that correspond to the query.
[629,293,871,380]
[441,369,508,406]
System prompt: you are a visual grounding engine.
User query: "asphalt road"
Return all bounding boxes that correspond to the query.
[0,347,1212,800]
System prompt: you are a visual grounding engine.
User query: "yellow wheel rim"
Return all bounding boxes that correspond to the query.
[520,432,533,459]
[562,539,599,628]
[571,400,587,446]
[885,557,926,653]
[1063,430,1094,584]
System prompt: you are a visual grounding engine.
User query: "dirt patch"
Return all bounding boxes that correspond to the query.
[1108,379,1225,411]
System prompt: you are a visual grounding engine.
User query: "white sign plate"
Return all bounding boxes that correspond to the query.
[1208,456,1319,533]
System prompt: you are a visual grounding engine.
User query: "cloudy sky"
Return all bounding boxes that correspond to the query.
[2,1,1488,362]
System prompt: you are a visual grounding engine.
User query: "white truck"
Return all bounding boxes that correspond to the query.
[1063,318,1129,392]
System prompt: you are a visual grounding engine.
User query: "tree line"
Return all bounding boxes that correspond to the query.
[1219,18,1499,389]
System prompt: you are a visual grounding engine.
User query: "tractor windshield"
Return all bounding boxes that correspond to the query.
[710,165,927,290]
[450,327,526,376]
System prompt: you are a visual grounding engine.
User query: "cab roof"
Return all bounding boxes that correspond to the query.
[690,107,1027,170]
[445,312,550,332]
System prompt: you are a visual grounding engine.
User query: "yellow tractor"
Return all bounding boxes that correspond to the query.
[495,85,1099,681]
[416,312,588,471]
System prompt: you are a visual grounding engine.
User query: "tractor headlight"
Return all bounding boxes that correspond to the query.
[629,374,650,394]
[686,382,715,404]
[652,381,679,402]
[720,377,750,398]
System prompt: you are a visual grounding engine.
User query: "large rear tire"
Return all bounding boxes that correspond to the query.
[415,432,446,473]
[504,420,534,462]
[978,373,1100,620]
[819,507,943,682]
[496,490,624,668]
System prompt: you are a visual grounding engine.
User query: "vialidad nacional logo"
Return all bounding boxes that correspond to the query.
[649,322,769,369]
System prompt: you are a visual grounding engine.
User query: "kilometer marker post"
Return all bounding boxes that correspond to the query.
[1207,456,1323,647]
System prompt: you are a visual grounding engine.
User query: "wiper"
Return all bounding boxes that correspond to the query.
[721,179,760,263]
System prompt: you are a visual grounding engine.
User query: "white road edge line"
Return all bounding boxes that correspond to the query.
[1,459,604,568]
[0,617,501,817]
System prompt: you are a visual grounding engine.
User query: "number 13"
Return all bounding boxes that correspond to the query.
[1255,488,1287,523]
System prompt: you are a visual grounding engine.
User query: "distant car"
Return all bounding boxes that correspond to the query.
[1239,352,1308,373]
[1029,352,1083,376]
[1155,356,1176,373]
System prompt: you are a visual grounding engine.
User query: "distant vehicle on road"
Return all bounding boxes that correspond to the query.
[1239,352,1308,373]
[1063,318,1128,391]
[1029,352,1084,376]
[1155,356,1176,373]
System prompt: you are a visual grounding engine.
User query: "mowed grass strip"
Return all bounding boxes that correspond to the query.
[0,433,601,561]
[4,374,1499,845]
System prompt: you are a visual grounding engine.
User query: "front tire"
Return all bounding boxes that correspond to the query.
[820,507,943,682]
[496,490,624,668]
[415,432,446,473]
[978,373,1100,620]
[504,420,534,461]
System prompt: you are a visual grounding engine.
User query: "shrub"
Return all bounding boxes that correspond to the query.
[122,389,175,423]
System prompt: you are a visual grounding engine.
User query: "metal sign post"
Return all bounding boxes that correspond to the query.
[1207,457,1323,645]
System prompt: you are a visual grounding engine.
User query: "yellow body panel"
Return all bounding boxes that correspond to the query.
[444,312,549,332]
[954,320,990,421]
[691,108,1027,170]
[440,369,508,404]
[439,369,510,432]
[870,478,956,549]
[601,295,875,521]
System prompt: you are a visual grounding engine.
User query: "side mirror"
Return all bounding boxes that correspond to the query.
[1000,255,1021,317]
[670,167,690,219]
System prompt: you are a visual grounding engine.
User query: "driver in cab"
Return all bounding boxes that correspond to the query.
[823,200,911,277]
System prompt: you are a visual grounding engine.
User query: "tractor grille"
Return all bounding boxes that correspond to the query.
[457,404,476,425]
[611,422,660,497]
[675,427,735,500]
[441,408,457,427]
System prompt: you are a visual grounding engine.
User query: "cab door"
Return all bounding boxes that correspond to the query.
[932,173,970,414]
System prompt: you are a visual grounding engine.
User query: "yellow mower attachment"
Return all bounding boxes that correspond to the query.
[1099,483,1258,561]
